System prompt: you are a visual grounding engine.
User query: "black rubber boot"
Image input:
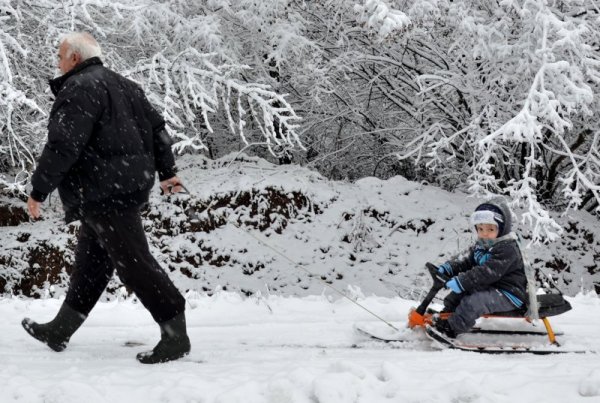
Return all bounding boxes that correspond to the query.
[21,303,87,352]
[432,317,457,339]
[137,312,191,364]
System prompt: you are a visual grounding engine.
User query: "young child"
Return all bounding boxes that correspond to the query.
[428,197,528,339]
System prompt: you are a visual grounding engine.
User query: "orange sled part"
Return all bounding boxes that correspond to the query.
[408,308,450,328]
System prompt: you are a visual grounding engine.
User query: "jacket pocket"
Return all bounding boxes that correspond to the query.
[80,154,154,201]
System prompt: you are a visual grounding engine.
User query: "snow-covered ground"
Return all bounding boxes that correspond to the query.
[2,154,599,299]
[2,292,600,403]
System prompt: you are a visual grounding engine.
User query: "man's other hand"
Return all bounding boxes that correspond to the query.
[160,176,185,195]
[27,196,42,219]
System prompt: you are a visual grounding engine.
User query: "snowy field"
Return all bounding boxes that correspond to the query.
[2,292,600,403]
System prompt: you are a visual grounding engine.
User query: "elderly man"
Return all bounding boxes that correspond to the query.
[23,32,191,364]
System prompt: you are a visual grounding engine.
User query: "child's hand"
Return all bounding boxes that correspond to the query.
[437,262,453,276]
[446,278,464,294]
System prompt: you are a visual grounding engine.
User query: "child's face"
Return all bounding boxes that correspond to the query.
[476,223,499,240]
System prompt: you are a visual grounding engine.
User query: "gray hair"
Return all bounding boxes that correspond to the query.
[61,32,102,60]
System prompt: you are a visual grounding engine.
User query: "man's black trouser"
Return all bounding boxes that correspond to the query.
[65,206,185,323]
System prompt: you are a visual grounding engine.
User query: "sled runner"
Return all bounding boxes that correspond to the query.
[357,263,579,354]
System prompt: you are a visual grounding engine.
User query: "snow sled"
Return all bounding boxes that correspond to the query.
[406,262,572,351]
[357,262,577,354]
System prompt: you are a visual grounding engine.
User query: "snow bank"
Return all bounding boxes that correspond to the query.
[1,154,599,298]
[1,292,599,403]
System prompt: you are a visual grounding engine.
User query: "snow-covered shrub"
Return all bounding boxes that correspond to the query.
[0,156,598,297]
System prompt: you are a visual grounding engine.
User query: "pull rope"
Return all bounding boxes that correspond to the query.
[170,184,401,332]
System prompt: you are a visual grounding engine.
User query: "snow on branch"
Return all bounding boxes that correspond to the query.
[0,0,307,193]
[390,0,599,243]
[471,3,598,243]
[354,0,411,41]
[127,48,303,156]
[0,5,46,191]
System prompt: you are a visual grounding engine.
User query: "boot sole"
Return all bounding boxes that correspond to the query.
[137,349,190,364]
[21,318,67,352]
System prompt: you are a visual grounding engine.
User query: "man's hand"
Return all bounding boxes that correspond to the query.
[27,196,42,219]
[160,176,185,195]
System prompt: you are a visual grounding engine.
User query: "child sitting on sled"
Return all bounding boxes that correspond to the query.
[428,197,528,339]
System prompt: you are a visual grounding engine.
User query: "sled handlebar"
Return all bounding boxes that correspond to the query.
[414,263,450,316]
[427,262,450,287]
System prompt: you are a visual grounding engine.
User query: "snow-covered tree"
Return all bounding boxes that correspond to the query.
[0,1,46,191]
[1,0,598,242]
[392,0,600,242]
[0,0,304,191]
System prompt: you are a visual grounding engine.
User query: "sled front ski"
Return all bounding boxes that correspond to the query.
[354,324,424,343]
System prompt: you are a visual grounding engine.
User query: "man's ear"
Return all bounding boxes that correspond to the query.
[72,52,82,65]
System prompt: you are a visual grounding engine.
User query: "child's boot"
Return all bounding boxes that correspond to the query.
[432,317,457,339]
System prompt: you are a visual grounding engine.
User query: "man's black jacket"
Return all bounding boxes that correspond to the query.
[31,57,176,222]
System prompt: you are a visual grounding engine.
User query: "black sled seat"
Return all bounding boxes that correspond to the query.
[490,293,572,318]
[485,293,572,345]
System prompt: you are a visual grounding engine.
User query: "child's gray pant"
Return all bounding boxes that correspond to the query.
[446,289,516,334]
